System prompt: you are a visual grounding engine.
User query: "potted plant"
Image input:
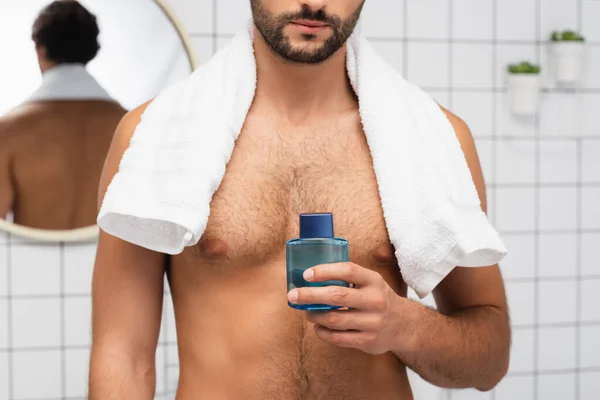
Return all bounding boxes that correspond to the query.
[507,61,542,116]
[550,30,585,84]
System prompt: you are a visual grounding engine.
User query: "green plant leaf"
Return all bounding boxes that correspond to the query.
[508,61,541,74]
[552,29,585,42]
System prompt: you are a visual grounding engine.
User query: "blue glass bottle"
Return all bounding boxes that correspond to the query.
[286,213,349,311]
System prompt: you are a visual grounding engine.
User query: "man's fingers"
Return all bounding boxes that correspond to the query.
[304,262,378,286]
[307,310,385,332]
[313,324,378,351]
[288,285,365,308]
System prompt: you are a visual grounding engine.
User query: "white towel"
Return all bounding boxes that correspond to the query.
[26,64,115,103]
[97,24,507,298]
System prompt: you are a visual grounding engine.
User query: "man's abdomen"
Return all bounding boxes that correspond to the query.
[168,258,413,400]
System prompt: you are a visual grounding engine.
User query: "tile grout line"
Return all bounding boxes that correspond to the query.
[187,31,600,47]
[533,0,542,397]
[575,3,584,396]
[511,320,600,330]
[7,232,13,400]
[60,242,67,400]
[507,366,600,378]
[211,0,218,55]
[402,0,408,82]
[575,138,583,400]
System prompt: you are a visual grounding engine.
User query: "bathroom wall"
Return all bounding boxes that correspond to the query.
[1,0,599,399]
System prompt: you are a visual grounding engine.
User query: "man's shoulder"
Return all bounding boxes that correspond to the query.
[109,99,154,145]
[437,105,473,144]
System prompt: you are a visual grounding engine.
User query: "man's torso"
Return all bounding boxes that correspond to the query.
[168,106,413,399]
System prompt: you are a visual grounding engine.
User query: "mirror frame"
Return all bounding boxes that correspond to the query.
[0,0,199,243]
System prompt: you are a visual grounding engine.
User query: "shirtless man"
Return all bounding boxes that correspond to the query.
[0,1,126,230]
[89,1,510,399]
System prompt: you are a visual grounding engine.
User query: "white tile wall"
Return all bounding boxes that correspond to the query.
[539,187,577,230]
[581,0,600,42]
[451,388,492,400]
[583,46,600,89]
[63,243,96,295]
[495,93,537,137]
[496,0,537,41]
[10,245,60,296]
[64,349,90,398]
[540,94,580,137]
[496,140,536,184]
[0,354,8,400]
[581,280,600,321]
[538,374,577,400]
[12,299,61,348]
[0,245,6,297]
[509,328,536,372]
[359,0,404,38]
[451,92,494,137]
[539,234,577,277]
[506,282,535,325]
[406,0,448,39]
[500,235,536,279]
[582,181,600,226]
[581,233,600,276]
[495,376,535,400]
[0,301,7,350]
[495,188,536,231]
[540,0,578,39]
[538,280,577,324]
[155,346,166,395]
[580,326,600,369]
[539,141,577,183]
[220,0,251,34]
[582,94,600,136]
[1,0,598,399]
[406,42,449,88]
[582,187,600,229]
[452,43,494,88]
[64,297,92,347]
[453,0,493,40]
[538,327,577,371]
[12,351,62,399]
[582,141,600,182]
[580,372,600,400]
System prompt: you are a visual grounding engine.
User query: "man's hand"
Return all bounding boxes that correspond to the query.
[287,262,406,356]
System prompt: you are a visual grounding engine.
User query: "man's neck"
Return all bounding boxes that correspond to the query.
[252,27,357,123]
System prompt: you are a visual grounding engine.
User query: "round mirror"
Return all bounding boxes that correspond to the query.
[0,0,197,242]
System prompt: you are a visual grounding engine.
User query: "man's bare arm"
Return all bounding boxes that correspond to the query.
[88,102,166,400]
[392,110,510,391]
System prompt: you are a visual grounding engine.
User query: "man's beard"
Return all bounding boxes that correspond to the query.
[250,1,364,64]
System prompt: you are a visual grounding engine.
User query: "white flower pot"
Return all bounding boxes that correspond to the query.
[507,74,541,116]
[551,41,584,84]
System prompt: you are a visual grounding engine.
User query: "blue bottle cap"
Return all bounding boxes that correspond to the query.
[299,213,334,239]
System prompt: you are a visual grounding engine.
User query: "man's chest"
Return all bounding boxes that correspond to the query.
[190,115,396,267]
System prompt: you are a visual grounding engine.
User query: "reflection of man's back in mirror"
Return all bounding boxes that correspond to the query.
[0,0,126,230]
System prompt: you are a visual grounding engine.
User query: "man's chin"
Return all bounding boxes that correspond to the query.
[285,41,327,56]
